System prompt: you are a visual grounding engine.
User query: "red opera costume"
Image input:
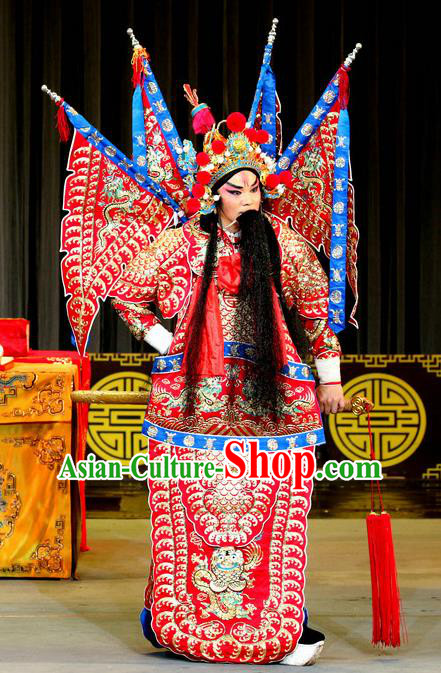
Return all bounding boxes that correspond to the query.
[43,19,363,666]
[110,213,341,662]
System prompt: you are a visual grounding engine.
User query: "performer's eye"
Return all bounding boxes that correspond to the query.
[226,190,241,196]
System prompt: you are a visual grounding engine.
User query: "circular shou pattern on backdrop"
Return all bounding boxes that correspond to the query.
[87,372,150,465]
[328,373,426,468]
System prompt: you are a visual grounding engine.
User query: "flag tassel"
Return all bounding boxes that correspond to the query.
[131,46,149,89]
[56,100,71,143]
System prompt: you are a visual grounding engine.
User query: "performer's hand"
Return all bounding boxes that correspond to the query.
[316,384,346,415]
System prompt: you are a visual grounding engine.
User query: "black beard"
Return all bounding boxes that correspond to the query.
[234,209,284,415]
[183,211,310,418]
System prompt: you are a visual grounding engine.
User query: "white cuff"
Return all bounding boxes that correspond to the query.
[145,324,173,355]
[314,356,341,384]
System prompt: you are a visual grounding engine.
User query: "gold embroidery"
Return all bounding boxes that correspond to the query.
[192,544,262,619]
[31,516,65,574]
[0,465,21,548]
[149,367,320,437]
[178,449,280,545]
[2,436,67,472]
[0,373,36,406]
[3,378,65,418]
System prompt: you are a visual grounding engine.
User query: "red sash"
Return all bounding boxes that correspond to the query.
[181,253,287,376]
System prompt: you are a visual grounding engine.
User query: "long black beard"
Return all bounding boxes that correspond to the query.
[235,209,284,414]
[184,210,310,416]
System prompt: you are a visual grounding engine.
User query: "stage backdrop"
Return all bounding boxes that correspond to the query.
[86,353,440,481]
[0,0,440,355]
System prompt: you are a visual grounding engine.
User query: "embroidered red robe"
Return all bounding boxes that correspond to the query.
[111,212,341,663]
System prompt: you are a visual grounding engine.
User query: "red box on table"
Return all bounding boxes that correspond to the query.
[0,318,30,356]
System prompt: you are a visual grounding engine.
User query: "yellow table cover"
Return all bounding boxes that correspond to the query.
[0,363,77,578]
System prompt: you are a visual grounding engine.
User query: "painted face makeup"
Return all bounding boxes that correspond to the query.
[217,170,262,226]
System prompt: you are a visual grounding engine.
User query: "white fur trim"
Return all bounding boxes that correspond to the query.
[314,356,341,384]
[145,324,173,355]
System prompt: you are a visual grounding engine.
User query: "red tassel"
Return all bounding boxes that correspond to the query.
[141,84,149,111]
[366,512,402,647]
[365,412,405,647]
[132,57,143,88]
[338,66,350,110]
[131,47,149,89]
[56,100,71,143]
[183,83,215,135]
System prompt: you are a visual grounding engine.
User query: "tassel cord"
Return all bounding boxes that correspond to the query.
[367,411,384,512]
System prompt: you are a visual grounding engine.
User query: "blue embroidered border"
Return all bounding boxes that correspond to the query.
[260,66,277,158]
[142,418,325,453]
[132,85,147,177]
[328,109,350,333]
[152,341,315,383]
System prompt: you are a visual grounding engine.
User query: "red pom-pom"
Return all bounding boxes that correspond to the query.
[256,129,269,144]
[244,128,259,142]
[226,112,247,133]
[279,170,293,187]
[211,139,226,154]
[186,198,201,215]
[196,171,211,185]
[196,152,210,167]
[265,173,281,190]
[192,183,205,198]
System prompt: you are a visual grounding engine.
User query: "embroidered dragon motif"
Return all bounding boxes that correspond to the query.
[192,543,262,620]
[98,169,140,248]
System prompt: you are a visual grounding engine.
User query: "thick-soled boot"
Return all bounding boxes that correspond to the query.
[280,626,325,666]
